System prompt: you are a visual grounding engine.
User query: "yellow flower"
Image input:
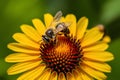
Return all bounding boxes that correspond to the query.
[5,11,114,80]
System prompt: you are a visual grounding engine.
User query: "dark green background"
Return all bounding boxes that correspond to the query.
[0,0,120,80]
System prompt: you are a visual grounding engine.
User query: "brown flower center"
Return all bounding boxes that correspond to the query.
[40,35,82,74]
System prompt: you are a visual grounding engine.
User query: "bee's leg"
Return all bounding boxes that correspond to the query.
[64,33,70,38]
[64,33,69,37]
[62,28,70,37]
[52,35,57,45]
[53,38,57,44]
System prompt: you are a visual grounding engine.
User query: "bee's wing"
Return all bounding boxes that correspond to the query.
[53,11,63,22]
[48,11,63,29]
[64,22,72,28]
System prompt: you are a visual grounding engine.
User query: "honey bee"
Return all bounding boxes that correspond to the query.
[42,11,71,43]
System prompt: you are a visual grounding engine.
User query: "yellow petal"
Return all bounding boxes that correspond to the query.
[66,72,75,80]
[80,64,107,80]
[81,72,93,80]
[72,69,82,80]
[58,72,66,80]
[83,60,111,72]
[8,43,40,54]
[44,13,53,28]
[7,61,41,75]
[20,24,41,42]
[75,66,93,80]
[83,42,109,52]
[83,51,114,62]
[17,63,46,80]
[65,14,76,36]
[102,35,111,43]
[38,68,51,80]
[81,26,104,47]
[32,18,46,35]
[13,33,40,49]
[5,53,40,63]
[49,71,58,80]
[76,17,88,40]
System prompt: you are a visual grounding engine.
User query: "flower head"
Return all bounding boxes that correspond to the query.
[5,11,114,80]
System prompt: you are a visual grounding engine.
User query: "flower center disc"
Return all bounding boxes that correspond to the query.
[40,35,82,74]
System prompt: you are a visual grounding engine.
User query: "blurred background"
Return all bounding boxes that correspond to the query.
[0,0,120,80]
